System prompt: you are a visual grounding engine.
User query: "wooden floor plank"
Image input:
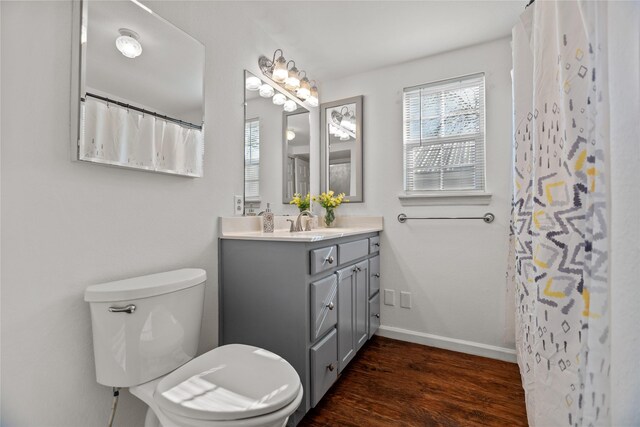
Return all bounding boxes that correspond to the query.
[300,336,527,427]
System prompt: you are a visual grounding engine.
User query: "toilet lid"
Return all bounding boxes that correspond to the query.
[154,344,301,421]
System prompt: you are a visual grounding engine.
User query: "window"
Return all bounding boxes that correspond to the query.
[244,118,260,200]
[402,73,486,197]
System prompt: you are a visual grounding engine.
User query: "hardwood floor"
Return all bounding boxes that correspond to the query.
[299,336,527,427]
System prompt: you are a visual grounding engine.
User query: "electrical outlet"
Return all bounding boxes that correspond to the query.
[400,291,412,309]
[384,289,395,306]
[234,195,244,216]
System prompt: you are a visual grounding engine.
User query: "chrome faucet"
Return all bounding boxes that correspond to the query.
[291,210,313,232]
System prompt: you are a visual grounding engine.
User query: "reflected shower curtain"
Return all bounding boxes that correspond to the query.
[509,1,610,426]
[80,97,204,176]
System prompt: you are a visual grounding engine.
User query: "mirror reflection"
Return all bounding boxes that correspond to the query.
[77,0,205,177]
[321,96,363,202]
[244,71,310,215]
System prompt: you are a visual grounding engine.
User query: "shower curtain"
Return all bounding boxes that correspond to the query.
[509,1,610,426]
[80,97,204,176]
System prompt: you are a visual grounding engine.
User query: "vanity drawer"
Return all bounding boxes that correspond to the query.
[310,328,338,408]
[310,275,338,341]
[310,246,337,275]
[369,236,380,253]
[338,239,369,265]
[368,293,380,339]
[369,255,380,297]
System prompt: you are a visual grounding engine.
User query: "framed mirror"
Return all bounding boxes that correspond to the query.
[283,110,311,203]
[71,0,205,177]
[320,96,363,202]
[244,71,310,215]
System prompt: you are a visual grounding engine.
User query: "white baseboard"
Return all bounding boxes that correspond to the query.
[376,325,517,363]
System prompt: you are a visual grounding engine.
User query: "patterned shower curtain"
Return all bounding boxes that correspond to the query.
[509,1,610,426]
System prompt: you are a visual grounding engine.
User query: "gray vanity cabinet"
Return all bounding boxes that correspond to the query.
[219,232,380,426]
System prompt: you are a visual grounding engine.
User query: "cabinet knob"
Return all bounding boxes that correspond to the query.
[373,313,380,318]
[325,256,334,264]
[326,301,335,310]
[374,242,380,247]
[373,273,380,278]
[353,266,361,273]
[327,363,336,372]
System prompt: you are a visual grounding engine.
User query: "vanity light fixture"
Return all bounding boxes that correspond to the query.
[272,93,287,106]
[116,28,143,59]
[286,129,296,141]
[258,49,319,106]
[283,100,297,112]
[245,76,262,91]
[259,84,275,98]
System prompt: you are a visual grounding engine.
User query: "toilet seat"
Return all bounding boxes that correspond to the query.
[154,344,301,423]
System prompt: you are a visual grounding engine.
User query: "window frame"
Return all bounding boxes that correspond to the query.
[244,117,260,202]
[399,72,491,206]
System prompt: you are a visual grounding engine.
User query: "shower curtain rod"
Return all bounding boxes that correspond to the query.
[82,92,203,131]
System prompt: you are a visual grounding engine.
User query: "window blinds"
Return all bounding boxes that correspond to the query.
[403,73,485,192]
[244,119,260,199]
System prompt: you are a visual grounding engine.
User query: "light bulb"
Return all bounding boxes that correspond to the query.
[307,85,318,107]
[340,112,350,129]
[272,93,286,105]
[297,77,311,100]
[287,130,296,141]
[283,100,297,112]
[340,133,350,141]
[285,65,300,91]
[259,84,274,98]
[272,54,288,83]
[245,76,261,91]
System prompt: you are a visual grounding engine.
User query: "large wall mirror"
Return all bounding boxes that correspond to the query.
[244,71,310,215]
[320,96,363,202]
[71,0,205,177]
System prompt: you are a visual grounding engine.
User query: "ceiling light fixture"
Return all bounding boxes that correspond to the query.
[115,28,142,59]
[258,49,319,107]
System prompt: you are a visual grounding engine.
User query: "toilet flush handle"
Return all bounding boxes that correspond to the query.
[108,304,136,314]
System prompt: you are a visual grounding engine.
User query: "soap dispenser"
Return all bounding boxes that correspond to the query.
[263,203,274,233]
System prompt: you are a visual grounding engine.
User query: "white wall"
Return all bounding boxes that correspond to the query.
[608,2,640,424]
[321,38,516,359]
[0,1,280,425]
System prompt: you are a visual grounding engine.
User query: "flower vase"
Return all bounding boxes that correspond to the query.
[324,208,336,228]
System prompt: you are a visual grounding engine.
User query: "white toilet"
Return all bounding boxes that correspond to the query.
[84,268,303,427]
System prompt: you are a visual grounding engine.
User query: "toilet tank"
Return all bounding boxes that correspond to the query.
[84,268,206,387]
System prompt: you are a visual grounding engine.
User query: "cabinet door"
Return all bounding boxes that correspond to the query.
[310,275,338,341]
[336,266,355,372]
[355,260,368,351]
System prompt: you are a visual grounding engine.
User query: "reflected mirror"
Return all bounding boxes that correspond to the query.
[244,71,310,215]
[71,0,205,177]
[320,96,363,202]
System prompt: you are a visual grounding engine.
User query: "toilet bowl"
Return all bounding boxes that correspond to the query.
[85,269,302,427]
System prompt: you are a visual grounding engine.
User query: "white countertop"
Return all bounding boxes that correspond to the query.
[219,216,383,242]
